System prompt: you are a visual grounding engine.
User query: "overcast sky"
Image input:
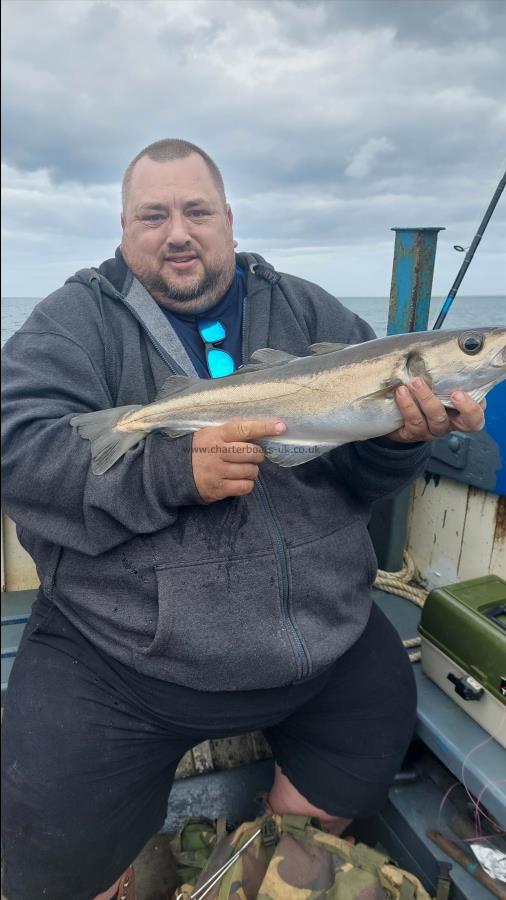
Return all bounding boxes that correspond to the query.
[2,0,505,298]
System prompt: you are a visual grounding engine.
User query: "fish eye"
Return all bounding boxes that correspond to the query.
[458,332,484,355]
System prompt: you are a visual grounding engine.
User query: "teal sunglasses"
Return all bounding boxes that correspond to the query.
[198,319,236,378]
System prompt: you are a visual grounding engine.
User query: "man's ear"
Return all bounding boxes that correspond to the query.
[226,204,233,229]
[120,212,125,230]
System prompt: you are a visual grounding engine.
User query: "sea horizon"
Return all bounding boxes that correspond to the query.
[2,293,504,346]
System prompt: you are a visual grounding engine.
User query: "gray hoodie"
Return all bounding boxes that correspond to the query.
[1,251,429,690]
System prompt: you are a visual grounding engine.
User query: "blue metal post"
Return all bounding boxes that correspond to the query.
[369,226,446,571]
[387,228,445,335]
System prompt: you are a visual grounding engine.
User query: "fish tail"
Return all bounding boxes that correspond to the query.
[70,405,143,475]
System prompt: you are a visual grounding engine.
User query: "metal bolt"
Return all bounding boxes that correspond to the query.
[448,435,460,452]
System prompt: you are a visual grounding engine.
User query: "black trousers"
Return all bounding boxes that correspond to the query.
[2,593,416,900]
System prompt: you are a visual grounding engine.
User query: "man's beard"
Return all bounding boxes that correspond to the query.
[140,257,236,314]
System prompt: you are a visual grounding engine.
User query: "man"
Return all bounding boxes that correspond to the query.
[1,139,485,900]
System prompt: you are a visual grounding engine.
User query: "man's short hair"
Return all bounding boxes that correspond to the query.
[122,139,226,210]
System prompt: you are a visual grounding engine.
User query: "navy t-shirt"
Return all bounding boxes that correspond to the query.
[160,265,245,378]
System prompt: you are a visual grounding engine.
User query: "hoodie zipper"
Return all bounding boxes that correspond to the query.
[142,331,184,375]
[254,476,310,680]
[241,289,310,681]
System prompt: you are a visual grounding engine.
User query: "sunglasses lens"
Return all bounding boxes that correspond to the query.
[199,320,226,343]
[207,348,235,378]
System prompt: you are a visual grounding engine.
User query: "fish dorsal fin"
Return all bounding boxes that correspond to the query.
[155,374,200,402]
[309,341,348,355]
[250,348,300,366]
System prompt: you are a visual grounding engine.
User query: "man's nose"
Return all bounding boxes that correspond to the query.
[165,211,191,246]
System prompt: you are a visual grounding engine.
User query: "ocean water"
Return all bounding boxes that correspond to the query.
[1,294,504,346]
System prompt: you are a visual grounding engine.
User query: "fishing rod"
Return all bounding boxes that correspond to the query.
[432,167,506,330]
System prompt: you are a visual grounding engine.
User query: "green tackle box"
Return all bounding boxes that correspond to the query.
[418,575,506,749]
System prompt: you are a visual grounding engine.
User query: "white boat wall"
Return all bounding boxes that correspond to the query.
[407,476,505,587]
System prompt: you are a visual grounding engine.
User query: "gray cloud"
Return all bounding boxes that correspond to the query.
[292,0,506,47]
[2,0,505,297]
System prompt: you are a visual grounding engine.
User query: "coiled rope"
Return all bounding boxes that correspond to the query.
[375,552,427,607]
[374,551,428,663]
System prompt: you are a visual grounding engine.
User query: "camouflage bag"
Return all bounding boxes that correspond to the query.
[170,813,432,899]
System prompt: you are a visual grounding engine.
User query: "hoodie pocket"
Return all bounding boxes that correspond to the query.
[140,552,298,690]
[288,518,377,666]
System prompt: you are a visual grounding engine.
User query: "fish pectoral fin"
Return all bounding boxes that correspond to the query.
[257,440,338,467]
[356,378,403,402]
[406,351,432,388]
[308,341,349,354]
[249,348,300,366]
[155,374,200,402]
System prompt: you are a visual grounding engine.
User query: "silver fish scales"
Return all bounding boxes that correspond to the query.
[71,327,506,474]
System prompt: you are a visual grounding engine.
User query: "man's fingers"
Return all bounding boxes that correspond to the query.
[191,424,275,502]
[222,463,260,481]
[392,381,487,444]
[450,391,486,431]
[222,441,266,463]
[394,385,431,439]
[219,419,286,443]
[219,479,256,497]
[407,378,449,436]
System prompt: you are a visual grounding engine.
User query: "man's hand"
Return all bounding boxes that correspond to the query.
[192,419,286,502]
[386,377,486,443]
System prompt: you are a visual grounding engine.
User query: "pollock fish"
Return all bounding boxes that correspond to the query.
[71,327,506,475]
